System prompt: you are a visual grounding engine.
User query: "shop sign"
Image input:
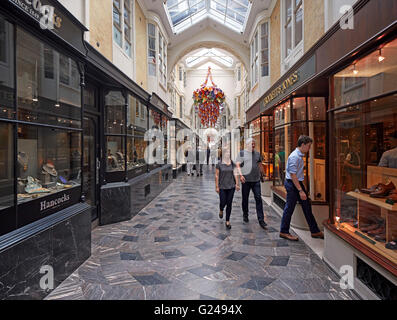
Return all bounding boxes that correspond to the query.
[264,71,300,107]
[40,193,70,212]
[8,0,62,30]
[262,55,316,112]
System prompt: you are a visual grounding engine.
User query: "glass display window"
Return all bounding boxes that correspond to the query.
[333,37,397,108]
[332,93,397,264]
[16,28,81,128]
[261,116,273,181]
[308,97,326,121]
[16,125,81,204]
[0,123,14,211]
[292,97,306,121]
[272,97,327,202]
[0,16,15,120]
[128,95,147,133]
[106,91,125,135]
[106,136,125,173]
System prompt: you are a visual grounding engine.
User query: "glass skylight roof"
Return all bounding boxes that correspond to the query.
[165,0,252,34]
[186,48,234,67]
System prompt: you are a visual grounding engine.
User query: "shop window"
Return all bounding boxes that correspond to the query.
[274,125,290,188]
[106,136,125,173]
[333,37,397,108]
[106,91,125,135]
[250,31,259,86]
[308,97,326,121]
[0,123,14,211]
[0,16,14,120]
[16,28,81,128]
[17,125,81,205]
[292,97,306,121]
[261,116,273,181]
[332,94,397,264]
[273,97,327,202]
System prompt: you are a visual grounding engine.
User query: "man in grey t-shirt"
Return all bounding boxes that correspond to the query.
[236,138,267,229]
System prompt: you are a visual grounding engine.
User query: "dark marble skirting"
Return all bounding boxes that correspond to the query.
[0,203,91,300]
[100,164,173,225]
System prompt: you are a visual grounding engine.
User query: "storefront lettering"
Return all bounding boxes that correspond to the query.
[9,0,62,30]
[264,71,300,106]
[40,193,70,212]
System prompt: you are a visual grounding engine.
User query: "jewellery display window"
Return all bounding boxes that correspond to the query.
[16,28,81,129]
[16,125,82,204]
[272,97,327,203]
[332,97,397,264]
[106,136,125,173]
[0,15,15,120]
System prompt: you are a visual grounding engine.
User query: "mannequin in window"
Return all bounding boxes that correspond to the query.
[379,131,397,169]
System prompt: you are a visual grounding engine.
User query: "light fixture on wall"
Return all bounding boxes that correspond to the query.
[353,64,359,75]
[378,49,385,62]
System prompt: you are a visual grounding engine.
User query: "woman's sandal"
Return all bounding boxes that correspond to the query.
[219,210,224,219]
[225,222,231,230]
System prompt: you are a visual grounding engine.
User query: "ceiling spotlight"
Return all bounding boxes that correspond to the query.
[353,64,358,75]
[378,49,385,62]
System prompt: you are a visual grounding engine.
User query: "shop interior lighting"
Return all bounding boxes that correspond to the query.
[353,64,359,75]
[378,49,385,62]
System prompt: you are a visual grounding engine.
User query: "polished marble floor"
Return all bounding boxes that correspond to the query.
[46,166,357,300]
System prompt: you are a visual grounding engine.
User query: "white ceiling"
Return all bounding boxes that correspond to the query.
[140,0,273,48]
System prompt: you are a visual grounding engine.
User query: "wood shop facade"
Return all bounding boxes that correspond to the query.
[0,0,172,299]
[245,0,397,300]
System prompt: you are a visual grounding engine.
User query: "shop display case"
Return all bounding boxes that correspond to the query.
[331,37,397,267]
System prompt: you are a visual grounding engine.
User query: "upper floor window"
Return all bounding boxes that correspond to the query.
[179,66,183,81]
[237,66,241,81]
[250,31,259,87]
[261,22,269,77]
[148,23,156,76]
[284,0,303,58]
[113,0,133,57]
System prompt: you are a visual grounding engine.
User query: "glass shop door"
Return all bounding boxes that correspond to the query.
[83,116,100,221]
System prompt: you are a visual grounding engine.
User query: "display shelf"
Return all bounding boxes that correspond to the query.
[346,191,397,211]
[341,223,397,265]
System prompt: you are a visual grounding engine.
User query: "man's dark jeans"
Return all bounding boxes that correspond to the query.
[280,179,321,234]
[242,181,264,222]
[219,188,235,222]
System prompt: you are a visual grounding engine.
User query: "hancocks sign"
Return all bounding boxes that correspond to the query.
[9,0,62,30]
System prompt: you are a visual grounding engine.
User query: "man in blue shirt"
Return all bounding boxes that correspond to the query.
[280,135,323,241]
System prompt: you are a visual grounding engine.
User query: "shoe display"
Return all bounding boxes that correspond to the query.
[360,183,381,194]
[387,189,397,201]
[374,234,386,242]
[369,181,396,198]
[367,226,386,237]
[385,241,397,250]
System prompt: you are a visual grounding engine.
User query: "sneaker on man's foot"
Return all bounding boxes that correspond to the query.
[259,221,267,230]
[243,216,249,223]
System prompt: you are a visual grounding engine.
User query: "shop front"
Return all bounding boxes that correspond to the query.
[170,118,189,178]
[0,0,91,299]
[324,35,397,299]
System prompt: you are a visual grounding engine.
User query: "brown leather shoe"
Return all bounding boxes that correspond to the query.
[360,183,380,194]
[370,181,395,198]
[311,232,324,239]
[387,190,397,201]
[368,226,385,237]
[280,233,299,241]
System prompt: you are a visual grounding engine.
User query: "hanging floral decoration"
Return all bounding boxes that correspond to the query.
[193,67,225,127]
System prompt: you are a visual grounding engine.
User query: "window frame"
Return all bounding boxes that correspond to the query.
[113,0,134,57]
[282,0,304,60]
[261,22,269,77]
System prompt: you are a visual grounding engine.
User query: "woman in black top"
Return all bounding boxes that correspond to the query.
[215,147,240,229]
